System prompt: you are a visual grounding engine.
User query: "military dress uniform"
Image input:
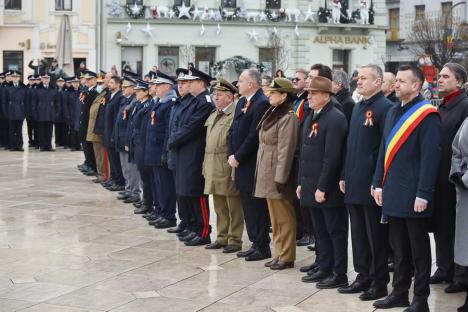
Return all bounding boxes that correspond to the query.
[35,78,58,151]
[145,72,178,228]
[203,78,244,251]
[168,68,214,246]
[254,78,299,268]
[54,78,67,147]
[4,71,26,151]
[0,72,12,149]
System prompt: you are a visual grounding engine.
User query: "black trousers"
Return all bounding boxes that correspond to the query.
[239,192,271,251]
[153,166,177,222]
[54,122,65,146]
[108,147,125,186]
[389,216,431,302]
[38,121,53,150]
[138,165,155,208]
[82,141,96,172]
[348,204,389,287]
[173,170,192,231]
[309,206,348,275]
[26,119,37,146]
[8,120,24,150]
[0,119,10,147]
[177,195,211,238]
[433,201,458,280]
[69,129,81,150]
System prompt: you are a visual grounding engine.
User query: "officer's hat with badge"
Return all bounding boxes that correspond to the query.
[10,70,21,77]
[122,76,137,88]
[134,79,149,91]
[184,67,214,84]
[149,70,176,85]
[82,70,97,79]
[176,68,189,81]
[212,78,238,94]
[122,70,139,79]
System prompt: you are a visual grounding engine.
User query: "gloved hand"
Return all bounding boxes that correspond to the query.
[275,182,287,194]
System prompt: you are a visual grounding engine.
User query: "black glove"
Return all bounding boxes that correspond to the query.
[451,172,468,190]
[275,182,287,194]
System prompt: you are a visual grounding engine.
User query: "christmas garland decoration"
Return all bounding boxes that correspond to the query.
[213,56,255,75]
[172,4,180,17]
[125,4,146,19]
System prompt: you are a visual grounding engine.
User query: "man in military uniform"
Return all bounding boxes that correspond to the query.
[145,72,178,229]
[204,78,244,253]
[103,75,125,191]
[0,71,12,149]
[36,73,57,151]
[166,68,194,234]
[114,76,140,203]
[78,70,99,175]
[168,68,214,246]
[68,76,82,151]
[25,75,41,148]
[4,71,26,151]
[55,76,67,148]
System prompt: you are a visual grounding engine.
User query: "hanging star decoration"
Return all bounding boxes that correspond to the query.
[247,29,260,42]
[192,6,202,20]
[125,22,132,36]
[294,24,300,37]
[200,24,205,36]
[131,3,140,15]
[125,2,145,19]
[141,22,154,37]
[208,9,217,20]
[178,2,191,19]
[303,5,315,22]
[216,24,221,35]
[258,11,267,22]
[168,10,176,19]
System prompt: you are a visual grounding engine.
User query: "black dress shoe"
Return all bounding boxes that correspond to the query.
[270,261,294,270]
[359,286,388,301]
[316,273,348,289]
[237,247,256,258]
[402,301,429,312]
[184,235,211,246]
[117,194,130,200]
[167,225,184,234]
[445,282,467,293]
[123,195,141,204]
[177,229,191,237]
[134,205,152,214]
[388,262,394,272]
[245,249,271,261]
[149,217,164,226]
[109,184,125,192]
[179,232,197,242]
[307,266,320,276]
[118,190,127,195]
[429,272,451,284]
[296,235,311,246]
[458,293,468,312]
[84,170,97,176]
[264,258,279,267]
[133,202,142,208]
[155,219,177,229]
[143,211,155,219]
[223,245,241,253]
[338,280,371,294]
[205,242,227,249]
[373,294,410,309]
[300,262,318,273]
[301,270,330,283]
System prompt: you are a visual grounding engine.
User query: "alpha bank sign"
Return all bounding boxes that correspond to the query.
[313,35,371,45]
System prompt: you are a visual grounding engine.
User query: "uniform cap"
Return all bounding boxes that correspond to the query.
[184,68,214,83]
[212,78,238,94]
[150,70,176,85]
[265,78,296,94]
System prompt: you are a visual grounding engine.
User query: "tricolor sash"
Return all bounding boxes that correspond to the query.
[294,99,305,122]
[383,100,438,184]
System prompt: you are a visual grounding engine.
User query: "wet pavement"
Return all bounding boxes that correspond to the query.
[0,147,464,311]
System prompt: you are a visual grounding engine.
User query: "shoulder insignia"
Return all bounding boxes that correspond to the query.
[205,95,212,103]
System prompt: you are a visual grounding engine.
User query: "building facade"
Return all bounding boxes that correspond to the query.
[101,0,387,79]
[0,0,97,79]
[385,0,468,73]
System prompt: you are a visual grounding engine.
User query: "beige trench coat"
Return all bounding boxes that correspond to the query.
[203,103,239,196]
[86,90,107,143]
[254,106,298,200]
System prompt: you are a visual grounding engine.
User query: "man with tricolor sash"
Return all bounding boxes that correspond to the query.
[372,65,441,312]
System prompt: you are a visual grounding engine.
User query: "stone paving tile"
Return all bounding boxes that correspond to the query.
[0,147,465,312]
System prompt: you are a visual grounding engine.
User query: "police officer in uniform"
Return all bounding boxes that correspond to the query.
[25,74,40,148]
[168,68,214,246]
[55,76,67,148]
[36,73,57,151]
[0,71,12,149]
[5,71,26,151]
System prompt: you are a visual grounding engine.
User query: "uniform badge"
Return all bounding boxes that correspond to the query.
[151,111,156,126]
[364,110,374,127]
[309,122,319,137]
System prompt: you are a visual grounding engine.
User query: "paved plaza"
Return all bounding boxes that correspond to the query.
[0,147,464,312]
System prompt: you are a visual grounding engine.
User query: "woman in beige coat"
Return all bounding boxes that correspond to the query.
[254,78,299,270]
